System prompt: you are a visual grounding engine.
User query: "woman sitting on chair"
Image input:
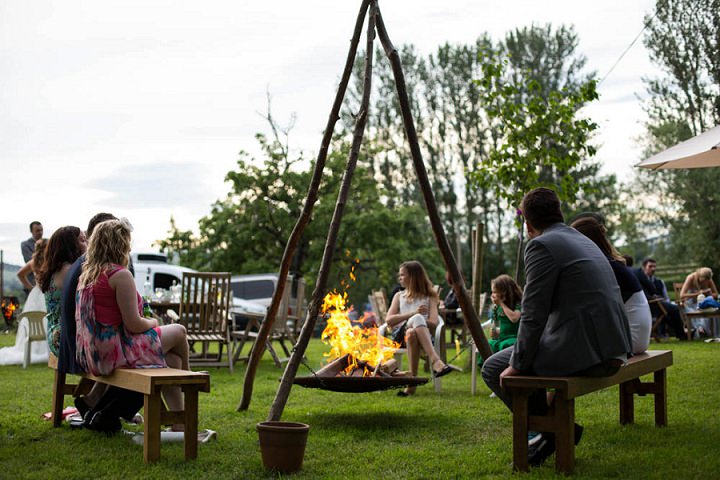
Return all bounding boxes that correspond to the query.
[386,260,457,397]
[75,219,190,430]
[679,267,719,336]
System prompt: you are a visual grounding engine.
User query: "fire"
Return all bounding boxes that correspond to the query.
[320,290,399,376]
[1,297,19,323]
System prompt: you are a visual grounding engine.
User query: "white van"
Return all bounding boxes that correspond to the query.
[131,253,265,318]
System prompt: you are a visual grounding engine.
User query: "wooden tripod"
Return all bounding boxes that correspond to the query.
[238,0,492,420]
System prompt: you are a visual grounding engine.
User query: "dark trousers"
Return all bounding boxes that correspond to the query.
[650,301,686,339]
[481,347,623,418]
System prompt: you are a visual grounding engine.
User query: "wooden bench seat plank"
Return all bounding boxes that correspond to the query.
[504,350,673,399]
[84,368,209,395]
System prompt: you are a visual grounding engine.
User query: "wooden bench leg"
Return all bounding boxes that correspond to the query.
[553,394,575,474]
[511,392,530,472]
[51,370,67,428]
[183,387,200,460]
[144,393,162,463]
[619,379,636,425]
[654,369,667,426]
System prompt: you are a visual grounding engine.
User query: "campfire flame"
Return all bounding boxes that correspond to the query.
[1,298,19,322]
[320,291,399,376]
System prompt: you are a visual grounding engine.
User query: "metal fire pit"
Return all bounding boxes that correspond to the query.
[292,354,428,393]
[293,375,428,393]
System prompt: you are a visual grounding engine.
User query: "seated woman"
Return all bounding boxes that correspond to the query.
[679,267,719,336]
[75,219,190,429]
[485,274,522,359]
[570,216,650,353]
[385,260,457,396]
[36,227,87,356]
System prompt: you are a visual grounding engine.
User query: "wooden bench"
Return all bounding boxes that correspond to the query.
[503,350,672,474]
[49,355,210,463]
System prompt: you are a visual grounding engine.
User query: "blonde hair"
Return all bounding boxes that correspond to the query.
[696,267,713,281]
[79,218,133,288]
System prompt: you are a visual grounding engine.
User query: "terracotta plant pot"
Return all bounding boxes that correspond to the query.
[256,421,310,473]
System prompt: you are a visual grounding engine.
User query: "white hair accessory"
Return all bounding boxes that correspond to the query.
[119,217,134,233]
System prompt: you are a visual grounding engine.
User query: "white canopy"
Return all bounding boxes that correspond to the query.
[636,125,720,170]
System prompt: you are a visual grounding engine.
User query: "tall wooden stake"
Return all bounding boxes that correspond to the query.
[267,1,377,421]
[375,7,492,361]
[237,0,372,411]
[472,223,484,312]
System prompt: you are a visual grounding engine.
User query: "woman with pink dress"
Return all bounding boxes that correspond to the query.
[75,218,190,427]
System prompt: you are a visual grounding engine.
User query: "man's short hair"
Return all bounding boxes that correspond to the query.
[87,213,117,239]
[642,257,656,267]
[29,221,41,231]
[520,187,564,230]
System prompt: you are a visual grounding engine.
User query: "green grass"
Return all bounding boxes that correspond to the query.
[1,332,719,479]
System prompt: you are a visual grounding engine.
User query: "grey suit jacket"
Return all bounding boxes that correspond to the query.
[21,237,35,263]
[510,223,631,376]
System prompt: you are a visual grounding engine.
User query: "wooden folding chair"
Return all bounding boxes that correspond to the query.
[178,272,233,371]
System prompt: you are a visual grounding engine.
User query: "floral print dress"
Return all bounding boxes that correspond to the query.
[44,276,62,356]
[75,266,165,376]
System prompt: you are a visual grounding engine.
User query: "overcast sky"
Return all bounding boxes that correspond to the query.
[1,0,660,266]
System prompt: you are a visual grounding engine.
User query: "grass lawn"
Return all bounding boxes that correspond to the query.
[1,332,719,479]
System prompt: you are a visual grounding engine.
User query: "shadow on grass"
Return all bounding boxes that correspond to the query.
[308,410,455,432]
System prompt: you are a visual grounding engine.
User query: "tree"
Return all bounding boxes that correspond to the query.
[630,0,720,267]
[470,46,600,277]
[347,26,618,288]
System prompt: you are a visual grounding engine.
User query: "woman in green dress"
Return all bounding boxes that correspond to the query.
[488,274,522,354]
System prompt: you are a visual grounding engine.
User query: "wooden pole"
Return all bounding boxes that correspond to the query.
[374,7,492,361]
[472,223,484,312]
[267,1,377,422]
[237,0,372,411]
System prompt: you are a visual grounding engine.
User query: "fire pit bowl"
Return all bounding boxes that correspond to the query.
[256,421,310,473]
[293,375,428,393]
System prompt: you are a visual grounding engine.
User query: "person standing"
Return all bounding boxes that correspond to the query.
[21,221,43,262]
[20,221,43,292]
[481,188,632,467]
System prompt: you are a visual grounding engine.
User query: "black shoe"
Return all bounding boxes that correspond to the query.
[433,364,460,378]
[85,411,121,435]
[397,390,409,397]
[528,433,555,467]
[73,396,91,420]
[574,423,584,446]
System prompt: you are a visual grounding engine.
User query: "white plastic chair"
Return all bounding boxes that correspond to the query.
[21,311,47,368]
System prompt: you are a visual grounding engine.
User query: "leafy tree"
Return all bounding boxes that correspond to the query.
[629,0,720,268]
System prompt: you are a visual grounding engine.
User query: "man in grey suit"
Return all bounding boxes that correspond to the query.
[20,221,43,263]
[482,188,631,466]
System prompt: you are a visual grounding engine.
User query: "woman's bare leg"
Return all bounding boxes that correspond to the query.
[158,323,189,429]
[414,325,443,371]
[403,328,420,395]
